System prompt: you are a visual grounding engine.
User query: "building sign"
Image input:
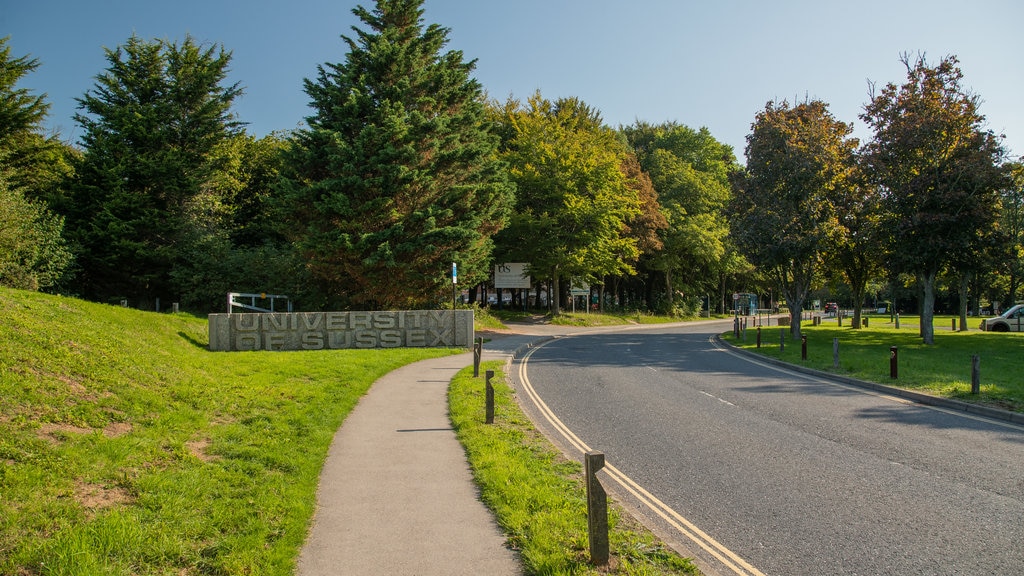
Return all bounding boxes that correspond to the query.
[494,262,531,289]
[208,310,474,352]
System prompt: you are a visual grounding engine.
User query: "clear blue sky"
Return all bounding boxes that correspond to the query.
[5,0,1022,161]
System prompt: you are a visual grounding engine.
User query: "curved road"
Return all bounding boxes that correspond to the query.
[510,321,1024,576]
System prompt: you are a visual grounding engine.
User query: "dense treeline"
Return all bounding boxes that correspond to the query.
[1,0,1020,345]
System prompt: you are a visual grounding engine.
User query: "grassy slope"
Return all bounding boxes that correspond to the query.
[0,288,455,575]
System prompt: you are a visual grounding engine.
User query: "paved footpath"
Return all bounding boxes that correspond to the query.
[296,346,527,576]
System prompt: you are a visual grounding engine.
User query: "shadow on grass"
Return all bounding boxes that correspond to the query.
[178,331,207,349]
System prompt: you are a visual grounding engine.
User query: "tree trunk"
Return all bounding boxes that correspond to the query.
[920,272,937,345]
[959,272,971,332]
[850,281,865,330]
[551,266,561,314]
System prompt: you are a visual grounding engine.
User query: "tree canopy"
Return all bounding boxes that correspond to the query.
[278,0,513,310]
[493,92,641,312]
[65,34,242,306]
[861,54,1008,344]
[731,99,857,337]
[0,36,73,291]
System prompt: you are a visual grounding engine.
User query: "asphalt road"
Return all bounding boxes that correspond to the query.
[511,321,1024,576]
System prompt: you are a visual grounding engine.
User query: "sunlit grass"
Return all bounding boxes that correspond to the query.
[0,287,457,575]
[723,315,1024,412]
[449,361,700,575]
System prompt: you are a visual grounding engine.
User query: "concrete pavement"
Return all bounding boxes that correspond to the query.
[296,329,550,576]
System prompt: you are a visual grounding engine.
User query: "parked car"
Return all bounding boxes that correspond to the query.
[980,304,1024,332]
[824,302,838,316]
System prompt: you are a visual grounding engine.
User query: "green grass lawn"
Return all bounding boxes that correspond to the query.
[722,315,1024,413]
[449,361,699,575]
[0,287,457,575]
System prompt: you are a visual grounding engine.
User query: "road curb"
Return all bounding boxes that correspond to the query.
[714,334,1024,426]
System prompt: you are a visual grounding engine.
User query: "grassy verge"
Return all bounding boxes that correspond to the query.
[449,361,700,576]
[722,317,1024,413]
[0,288,457,575]
[549,311,709,327]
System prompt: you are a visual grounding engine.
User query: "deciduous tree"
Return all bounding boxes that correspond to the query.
[624,122,735,313]
[494,93,640,312]
[861,54,1008,344]
[731,99,857,339]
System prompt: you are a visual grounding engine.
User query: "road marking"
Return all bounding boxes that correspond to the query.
[518,343,766,576]
[700,390,736,406]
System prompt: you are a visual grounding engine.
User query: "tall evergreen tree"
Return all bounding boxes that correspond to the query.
[0,36,73,290]
[279,0,513,309]
[67,35,241,305]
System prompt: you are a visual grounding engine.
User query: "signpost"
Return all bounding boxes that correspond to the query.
[570,280,590,313]
[452,262,457,339]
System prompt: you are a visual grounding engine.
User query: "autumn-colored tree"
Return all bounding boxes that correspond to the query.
[827,161,882,328]
[861,54,1008,344]
[731,99,857,339]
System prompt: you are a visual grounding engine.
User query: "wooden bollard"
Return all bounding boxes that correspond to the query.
[485,370,495,424]
[801,335,807,360]
[584,451,609,566]
[971,355,980,394]
[890,346,898,379]
[473,337,482,377]
[756,326,762,348]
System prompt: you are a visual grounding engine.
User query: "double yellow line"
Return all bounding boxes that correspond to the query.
[517,343,766,576]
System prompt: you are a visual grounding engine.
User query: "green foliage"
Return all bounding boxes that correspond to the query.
[622,122,737,310]
[279,0,514,310]
[494,93,641,311]
[449,361,699,575]
[731,99,857,336]
[0,286,455,574]
[0,171,73,290]
[66,34,242,306]
[861,54,1009,344]
[0,37,74,291]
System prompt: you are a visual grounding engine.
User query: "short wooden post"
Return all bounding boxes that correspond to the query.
[971,355,980,394]
[801,335,807,361]
[473,337,482,377]
[485,370,495,424]
[172,302,179,314]
[890,346,898,379]
[832,337,839,369]
[756,326,762,348]
[895,313,900,329]
[952,318,957,332]
[779,329,785,352]
[584,451,609,566]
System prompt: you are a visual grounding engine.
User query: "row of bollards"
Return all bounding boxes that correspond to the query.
[753,329,982,393]
[476,338,609,566]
